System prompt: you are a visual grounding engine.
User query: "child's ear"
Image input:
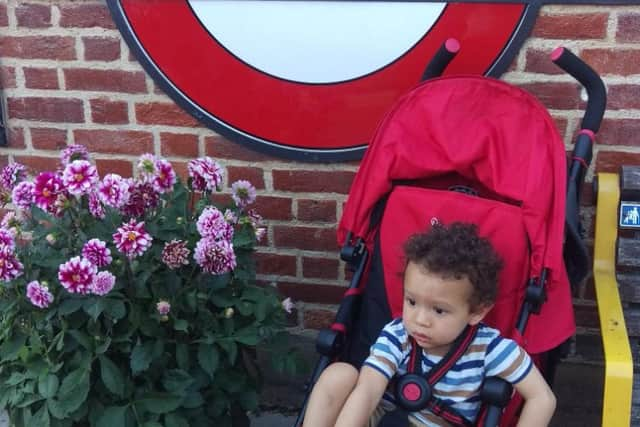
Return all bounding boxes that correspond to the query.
[468,304,493,325]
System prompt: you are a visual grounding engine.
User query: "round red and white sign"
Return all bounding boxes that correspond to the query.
[108,0,539,161]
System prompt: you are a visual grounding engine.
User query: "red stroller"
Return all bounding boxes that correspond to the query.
[295,43,605,427]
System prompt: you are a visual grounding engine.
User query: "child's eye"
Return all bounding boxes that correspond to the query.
[434,307,447,315]
[407,298,416,306]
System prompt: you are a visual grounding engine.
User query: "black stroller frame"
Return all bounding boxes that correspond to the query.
[295,41,606,427]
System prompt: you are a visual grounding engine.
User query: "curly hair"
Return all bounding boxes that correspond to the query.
[403,222,503,309]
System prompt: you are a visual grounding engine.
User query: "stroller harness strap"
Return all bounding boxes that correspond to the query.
[392,324,479,427]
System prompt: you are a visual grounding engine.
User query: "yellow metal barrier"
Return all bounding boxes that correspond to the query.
[593,173,633,426]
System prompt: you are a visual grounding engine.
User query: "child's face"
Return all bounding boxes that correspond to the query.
[402,262,490,356]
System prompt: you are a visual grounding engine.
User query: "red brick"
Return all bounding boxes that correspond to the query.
[597,119,640,147]
[14,156,59,173]
[278,282,345,305]
[0,66,16,88]
[160,132,199,158]
[65,69,147,93]
[227,166,265,189]
[272,170,355,194]
[551,116,568,139]
[83,37,121,61]
[172,161,189,183]
[24,67,59,90]
[595,151,640,173]
[73,130,153,155]
[617,13,640,43]
[518,82,581,110]
[253,196,292,221]
[273,225,338,251]
[255,252,296,276]
[95,159,133,178]
[0,4,7,26]
[302,257,339,280]
[135,102,200,127]
[524,49,564,75]
[297,199,337,222]
[16,3,51,28]
[205,135,277,162]
[606,85,640,110]
[532,13,608,39]
[31,128,67,150]
[8,97,84,123]
[0,36,75,60]
[90,98,128,125]
[580,49,640,77]
[303,308,335,330]
[6,128,25,149]
[59,3,115,29]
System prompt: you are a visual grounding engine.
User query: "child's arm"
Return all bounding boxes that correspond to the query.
[334,365,389,427]
[513,364,556,427]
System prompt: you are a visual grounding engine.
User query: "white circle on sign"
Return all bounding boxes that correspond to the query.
[188,0,446,84]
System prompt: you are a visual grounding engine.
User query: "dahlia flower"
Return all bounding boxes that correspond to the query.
[98,174,130,208]
[187,157,223,193]
[82,239,112,268]
[62,160,99,196]
[196,206,234,242]
[161,240,190,269]
[11,181,34,210]
[58,256,97,294]
[26,281,53,308]
[0,244,23,281]
[194,237,236,275]
[60,144,89,166]
[231,180,256,208]
[91,271,116,296]
[113,219,152,259]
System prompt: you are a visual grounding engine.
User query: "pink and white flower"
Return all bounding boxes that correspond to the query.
[231,180,256,208]
[187,157,223,193]
[0,228,15,250]
[60,144,89,166]
[153,159,176,193]
[33,172,64,211]
[161,240,190,269]
[0,244,23,281]
[1,212,20,235]
[11,181,35,210]
[0,163,26,190]
[98,174,130,208]
[194,237,236,275]
[26,281,53,308]
[136,154,157,180]
[82,239,112,268]
[282,297,294,314]
[156,300,171,316]
[113,219,152,259]
[58,256,97,294]
[88,193,105,219]
[91,271,116,296]
[196,206,234,241]
[121,181,159,218]
[62,160,99,196]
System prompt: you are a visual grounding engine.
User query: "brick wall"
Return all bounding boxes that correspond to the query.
[1,1,638,356]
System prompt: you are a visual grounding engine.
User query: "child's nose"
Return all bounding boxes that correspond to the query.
[416,309,431,326]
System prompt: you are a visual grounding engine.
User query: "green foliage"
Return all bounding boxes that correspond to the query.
[0,158,304,426]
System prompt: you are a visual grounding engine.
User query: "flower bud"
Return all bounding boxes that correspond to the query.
[176,216,184,225]
[160,315,169,322]
[223,307,234,319]
[46,234,56,245]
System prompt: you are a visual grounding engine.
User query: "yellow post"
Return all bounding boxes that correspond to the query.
[593,173,633,426]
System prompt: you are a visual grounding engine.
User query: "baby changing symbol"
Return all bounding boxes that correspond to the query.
[620,203,640,228]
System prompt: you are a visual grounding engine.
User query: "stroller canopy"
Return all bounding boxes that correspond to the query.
[339,76,574,354]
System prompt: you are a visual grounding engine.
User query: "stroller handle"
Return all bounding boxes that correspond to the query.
[551,47,606,133]
[421,38,460,81]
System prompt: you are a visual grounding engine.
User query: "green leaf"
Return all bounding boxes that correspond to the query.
[239,390,258,411]
[130,341,154,375]
[135,392,183,414]
[83,298,106,321]
[218,340,238,364]
[38,374,59,399]
[95,337,112,354]
[99,355,125,398]
[181,391,204,409]
[197,344,219,379]
[0,333,27,361]
[67,330,91,350]
[173,319,188,332]
[57,368,90,414]
[57,299,84,316]
[104,299,126,320]
[5,372,27,386]
[32,403,51,427]
[164,413,189,427]
[141,423,163,427]
[233,325,260,346]
[175,342,189,371]
[162,369,193,393]
[96,405,128,427]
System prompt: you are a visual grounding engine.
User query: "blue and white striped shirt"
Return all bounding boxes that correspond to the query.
[363,318,532,426]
